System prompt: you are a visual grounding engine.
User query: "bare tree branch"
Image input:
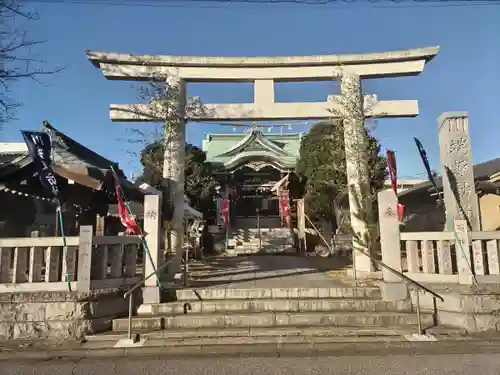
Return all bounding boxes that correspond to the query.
[0,0,65,128]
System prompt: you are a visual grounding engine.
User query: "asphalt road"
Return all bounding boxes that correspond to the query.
[3,353,500,375]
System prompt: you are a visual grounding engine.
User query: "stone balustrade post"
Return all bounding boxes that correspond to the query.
[76,225,93,292]
[139,190,163,309]
[377,190,407,300]
[454,219,474,284]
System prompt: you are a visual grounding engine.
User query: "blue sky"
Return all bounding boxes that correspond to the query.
[2,1,499,179]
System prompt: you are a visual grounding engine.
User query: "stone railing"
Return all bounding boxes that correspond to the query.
[400,231,500,284]
[378,189,500,285]
[0,225,143,292]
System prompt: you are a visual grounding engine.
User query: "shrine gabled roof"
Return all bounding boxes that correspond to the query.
[202,130,301,169]
[218,130,288,157]
[43,121,120,171]
[224,151,296,171]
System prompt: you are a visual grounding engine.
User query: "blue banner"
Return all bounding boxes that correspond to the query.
[413,137,440,199]
[21,131,61,202]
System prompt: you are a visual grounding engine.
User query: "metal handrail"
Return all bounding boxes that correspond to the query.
[371,257,444,336]
[123,257,177,342]
[367,251,444,302]
[304,213,444,336]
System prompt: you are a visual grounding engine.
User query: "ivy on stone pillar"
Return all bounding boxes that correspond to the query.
[160,73,186,273]
[340,73,375,273]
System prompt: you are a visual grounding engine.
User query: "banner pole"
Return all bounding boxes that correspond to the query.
[57,205,71,292]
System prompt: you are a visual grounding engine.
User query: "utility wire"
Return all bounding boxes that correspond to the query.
[17,0,500,8]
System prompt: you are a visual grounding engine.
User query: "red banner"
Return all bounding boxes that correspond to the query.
[397,203,404,223]
[112,171,141,235]
[386,150,398,197]
[386,150,404,222]
[221,198,230,228]
[279,189,291,227]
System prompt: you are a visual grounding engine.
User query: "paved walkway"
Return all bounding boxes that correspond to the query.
[4,352,500,375]
[187,254,372,289]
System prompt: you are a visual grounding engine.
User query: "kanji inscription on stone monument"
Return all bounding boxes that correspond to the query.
[450,159,468,177]
[456,181,472,201]
[438,112,480,231]
[145,209,158,220]
[385,206,395,217]
[448,137,468,155]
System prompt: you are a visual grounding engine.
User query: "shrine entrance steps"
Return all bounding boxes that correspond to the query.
[227,227,294,255]
[106,285,463,348]
[98,255,464,348]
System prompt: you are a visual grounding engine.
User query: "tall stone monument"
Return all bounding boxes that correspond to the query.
[438,112,480,231]
[86,45,439,275]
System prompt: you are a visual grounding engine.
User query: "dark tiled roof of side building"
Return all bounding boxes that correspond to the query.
[0,151,29,168]
[0,153,21,165]
[398,157,500,198]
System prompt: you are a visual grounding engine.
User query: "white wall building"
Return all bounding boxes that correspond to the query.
[383,179,427,193]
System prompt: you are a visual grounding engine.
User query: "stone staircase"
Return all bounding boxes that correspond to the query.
[227,227,294,255]
[104,286,461,347]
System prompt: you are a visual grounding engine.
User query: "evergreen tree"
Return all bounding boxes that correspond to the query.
[296,120,387,232]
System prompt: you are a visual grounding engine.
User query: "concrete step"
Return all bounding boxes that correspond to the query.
[226,246,292,255]
[112,311,434,331]
[225,248,293,256]
[176,287,381,301]
[241,239,289,244]
[227,241,262,248]
[235,238,261,245]
[262,232,290,236]
[143,298,411,315]
[80,324,478,357]
[94,334,410,348]
[90,325,466,343]
[229,239,285,247]
[233,239,287,246]
[241,228,289,235]
[231,247,261,253]
[231,247,290,254]
[230,233,291,242]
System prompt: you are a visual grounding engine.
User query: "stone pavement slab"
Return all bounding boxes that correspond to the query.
[188,254,356,289]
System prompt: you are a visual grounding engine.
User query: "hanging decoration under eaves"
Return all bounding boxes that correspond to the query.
[0,185,53,201]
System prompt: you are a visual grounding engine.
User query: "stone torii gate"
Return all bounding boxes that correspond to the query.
[86,46,439,275]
